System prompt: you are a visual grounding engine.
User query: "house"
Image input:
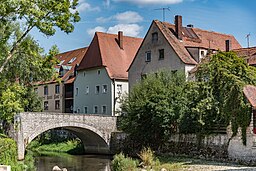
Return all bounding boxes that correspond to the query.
[128,15,241,89]
[36,47,87,113]
[233,47,256,66]
[74,31,143,116]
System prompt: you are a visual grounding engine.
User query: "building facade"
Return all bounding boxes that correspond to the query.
[74,31,142,116]
[128,15,241,89]
[36,47,87,113]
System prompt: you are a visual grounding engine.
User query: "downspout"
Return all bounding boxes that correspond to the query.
[113,78,116,116]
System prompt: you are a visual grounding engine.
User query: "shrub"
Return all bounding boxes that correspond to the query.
[138,147,156,167]
[111,153,138,171]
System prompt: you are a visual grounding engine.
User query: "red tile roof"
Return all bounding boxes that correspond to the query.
[78,32,143,80]
[37,47,88,85]
[243,85,256,109]
[233,47,256,65]
[161,21,241,51]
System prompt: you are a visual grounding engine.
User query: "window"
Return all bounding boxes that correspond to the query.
[44,86,48,95]
[94,106,98,114]
[152,32,158,43]
[77,108,80,113]
[95,85,100,94]
[85,86,89,94]
[159,49,164,60]
[83,72,86,77]
[117,84,122,94]
[97,70,101,75]
[102,85,107,93]
[68,57,76,64]
[102,106,107,114]
[84,107,88,114]
[44,101,48,110]
[55,100,60,110]
[55,85,60,94]
[75,88,78,96]
[145,51,151,62]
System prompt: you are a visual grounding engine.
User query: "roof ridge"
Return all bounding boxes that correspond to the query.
[58,47,87,55]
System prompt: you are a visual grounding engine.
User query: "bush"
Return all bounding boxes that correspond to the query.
[111,153,138,171]
[138,147,155,167]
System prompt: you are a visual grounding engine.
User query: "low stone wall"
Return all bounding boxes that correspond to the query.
[0,165,11,171]
[162,134,229,159]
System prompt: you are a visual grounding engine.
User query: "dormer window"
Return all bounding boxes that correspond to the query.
[152,32,158,43]
[68,57,76,64]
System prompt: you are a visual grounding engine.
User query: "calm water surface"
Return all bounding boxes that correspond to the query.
[35,154,111,171]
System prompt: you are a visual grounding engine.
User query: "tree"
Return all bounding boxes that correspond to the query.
[196,51,256,144]
[0,0,80,73]
[120,71,187,149]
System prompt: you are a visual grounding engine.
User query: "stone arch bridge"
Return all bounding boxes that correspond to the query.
[13,112,118,160]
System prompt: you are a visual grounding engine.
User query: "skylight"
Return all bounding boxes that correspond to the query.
[68,57,76,64]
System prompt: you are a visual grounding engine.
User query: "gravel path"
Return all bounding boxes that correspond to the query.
[184,163,256,171]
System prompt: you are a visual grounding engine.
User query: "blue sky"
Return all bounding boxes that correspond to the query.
[31,0,256,53]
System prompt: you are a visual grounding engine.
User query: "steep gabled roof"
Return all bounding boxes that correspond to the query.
[154,20,197,65]
[78,32,143,80]
[234,47,256,65]
[161,21,241,51]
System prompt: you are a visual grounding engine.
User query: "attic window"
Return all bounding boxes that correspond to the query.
[152,32,158,43]
[68,57,76,64]
[58,60,65,65]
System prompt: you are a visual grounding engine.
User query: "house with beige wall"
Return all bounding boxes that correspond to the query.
[36,47,87,113]
[128,15,241,89]
[74,31,142,116]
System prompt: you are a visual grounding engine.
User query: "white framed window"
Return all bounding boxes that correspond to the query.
[117,84,122,94]
[102,105,107,114]
[75,87,78,96]
[95,85,100,94]
[94,106,98,114]
[102,85,107,93]
[145,51,151,62]
[84,106,88,114]
[85,86,89,94]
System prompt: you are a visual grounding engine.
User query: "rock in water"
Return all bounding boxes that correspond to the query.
[52,166,62,171]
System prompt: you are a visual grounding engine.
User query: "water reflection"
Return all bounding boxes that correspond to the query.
[35,154,111,171]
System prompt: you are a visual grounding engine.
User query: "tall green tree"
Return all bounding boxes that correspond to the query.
[0,0,80,73]
[120,71,187,149]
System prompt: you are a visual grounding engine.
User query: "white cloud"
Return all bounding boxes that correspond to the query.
[113,0,183,5]
[96,11,143,24]
[103,0,111,7]
[87,26,107,37]
[72,0,100,13]
[87,24,143,38]
[107,24,143,37]
[115,11,143,23]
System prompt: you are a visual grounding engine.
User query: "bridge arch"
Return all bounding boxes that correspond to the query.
[14,112,117,160]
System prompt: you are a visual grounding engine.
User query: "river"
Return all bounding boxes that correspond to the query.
[35,154,111,171]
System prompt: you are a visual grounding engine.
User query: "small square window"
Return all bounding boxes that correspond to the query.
[94,106,98,114]
[145,51,151,62]
[84,107,88,114]
[77,108,80,113]
[55,100,60,110]
[44,86,48,95]
[102,106,107,114]
[85,86,89,94]
[102,85,107,93]
[97,70,101,75]
[152,32,158,43]
[55,85,60,94]
[95,85,100,94]
[117,84,122,94]
[44,101,48,110]
[159,49,164,60]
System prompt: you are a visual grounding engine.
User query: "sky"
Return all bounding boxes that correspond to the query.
[30,0,256,53]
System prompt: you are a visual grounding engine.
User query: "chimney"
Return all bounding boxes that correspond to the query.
[175,15,183,40]
[118,31,124,49]
[187,24,194,28]
[225,40,231,52]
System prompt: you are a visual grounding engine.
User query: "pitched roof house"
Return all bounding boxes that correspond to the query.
[36,47,87,113]
[234,47,256,66]
[128,15,241,89]
[74,31,142,115]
